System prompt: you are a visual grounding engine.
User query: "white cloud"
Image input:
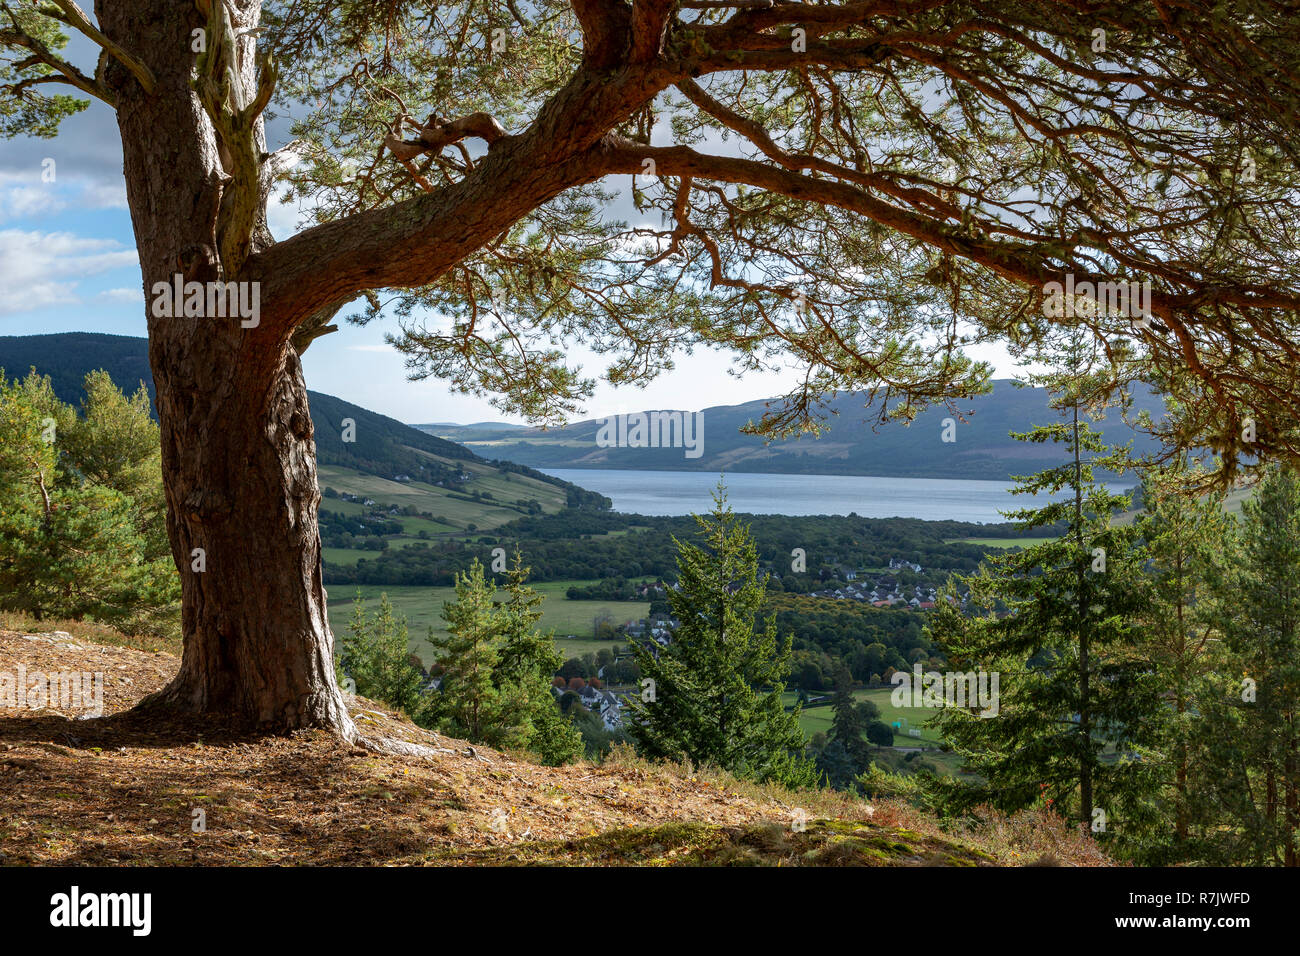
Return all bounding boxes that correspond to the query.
[1,185,66,219]
[0,170,127,223]
[0,230,138,314]
[97,286,143,303]
[80,180,128,210]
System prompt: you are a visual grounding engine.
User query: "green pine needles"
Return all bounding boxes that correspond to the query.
[627,482,818,790]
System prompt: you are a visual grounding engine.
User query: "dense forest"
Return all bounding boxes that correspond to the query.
[322,508,1045,589]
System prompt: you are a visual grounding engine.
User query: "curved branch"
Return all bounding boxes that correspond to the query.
[43,0,155,94]
[593,138,1300,374]
[0,25,114,104]
[383,111,507,161]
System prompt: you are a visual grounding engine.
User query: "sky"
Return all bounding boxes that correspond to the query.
[0,55,1019,427]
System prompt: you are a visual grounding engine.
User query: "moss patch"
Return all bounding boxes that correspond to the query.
[435,817,997,867]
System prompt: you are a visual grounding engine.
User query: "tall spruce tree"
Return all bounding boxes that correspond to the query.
[1128,459,1234,862]
[1200,465,1300,865]
[430,559,505,745]
[931,341,1155,841]
[627,483,817,789]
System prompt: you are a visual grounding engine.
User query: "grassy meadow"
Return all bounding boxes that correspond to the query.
[326,581,648,663]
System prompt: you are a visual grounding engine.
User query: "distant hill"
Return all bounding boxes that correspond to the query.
[447,385,1169,481]
[0,332,609,509]
[415,421,530,442]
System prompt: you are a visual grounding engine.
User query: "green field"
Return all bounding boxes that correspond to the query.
[322,538,431,567]
[318,462,566,534]
[326,581,649,663]
[946,536,1057,549]
[785,687,946,746]
[784,686,969,775]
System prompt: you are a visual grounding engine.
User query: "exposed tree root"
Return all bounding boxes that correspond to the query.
[347,730,456,759]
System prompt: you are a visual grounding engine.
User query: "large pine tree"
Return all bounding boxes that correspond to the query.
[931,344,1155,840]
[4,1,1297,738]
[627,483,816,788]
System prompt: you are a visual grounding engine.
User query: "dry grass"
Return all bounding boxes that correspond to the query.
[0,627,1110,866]
[0,611,181,655]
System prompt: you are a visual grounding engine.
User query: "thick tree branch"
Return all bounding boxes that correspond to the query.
[629,0,674,62]
[245,134,611,343]
[569,0,631,69]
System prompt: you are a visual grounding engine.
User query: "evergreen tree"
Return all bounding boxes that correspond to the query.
[492,551,583,765]
[430,559,505,744]
[424,554,582,762]
[627,482,818,789]
[336,592,429,722]
[828,665,873,769]
[1201,465,1300,865]
[815,739,860,791]
[0,371,178,636]
[930,341,1155,842]
[1129,459,1234,862]
[61,370,170,562]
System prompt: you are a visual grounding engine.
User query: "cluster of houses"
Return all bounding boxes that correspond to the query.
[545,613,688,731]
[553,682,626,730]
[887,557,924,573]
[810,580,939,609]
[623,613,680,647]
[809,559,939,609]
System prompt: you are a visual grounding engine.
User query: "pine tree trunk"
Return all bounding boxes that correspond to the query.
[146,336,351,732]
[100,0,353,735]
[1073,405,1092,827]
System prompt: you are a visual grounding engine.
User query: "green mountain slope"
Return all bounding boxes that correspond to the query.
[0,332,609,509]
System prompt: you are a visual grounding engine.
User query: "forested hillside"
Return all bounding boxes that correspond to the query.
[0,334,609,509]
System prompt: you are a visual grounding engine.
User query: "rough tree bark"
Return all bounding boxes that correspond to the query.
[98,0,353,735]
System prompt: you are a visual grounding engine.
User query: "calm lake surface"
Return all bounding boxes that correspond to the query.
[542,468,1111,524]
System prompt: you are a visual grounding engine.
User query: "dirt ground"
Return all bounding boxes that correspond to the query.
[1,629,1096,866]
